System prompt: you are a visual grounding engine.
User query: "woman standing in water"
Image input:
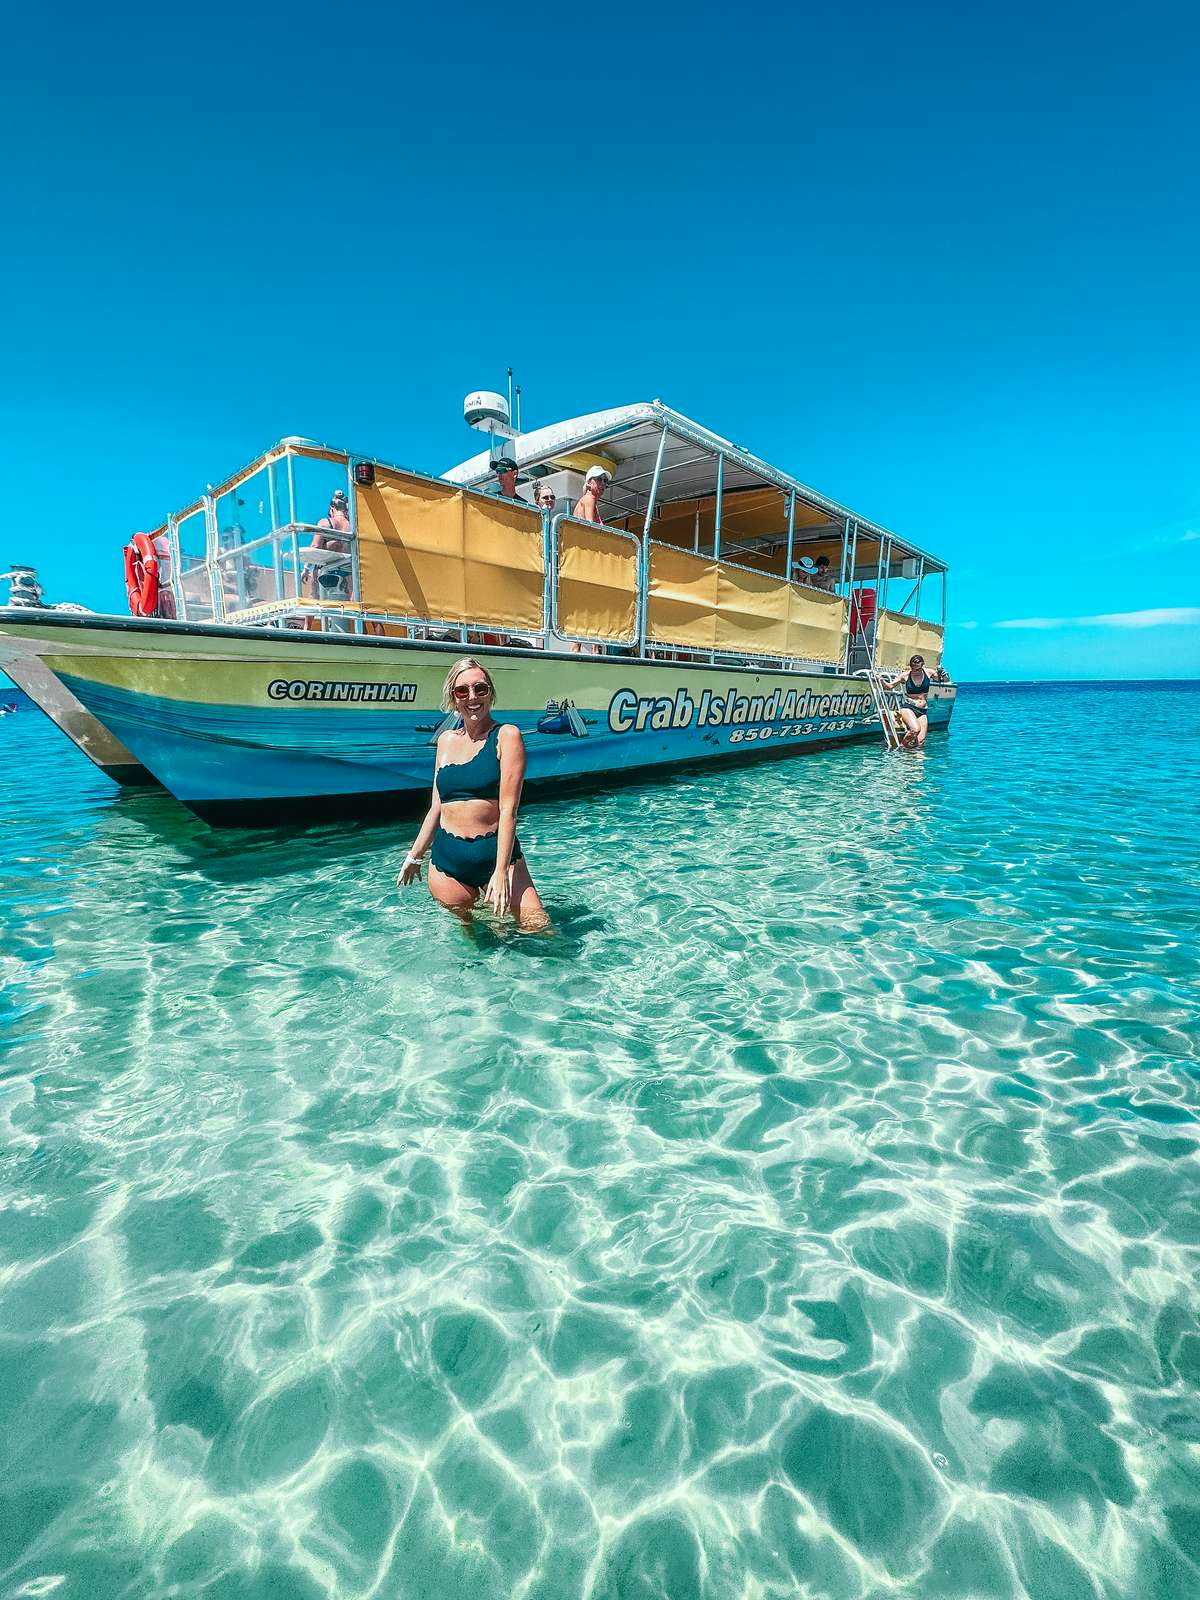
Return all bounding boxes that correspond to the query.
[398,659,548,929]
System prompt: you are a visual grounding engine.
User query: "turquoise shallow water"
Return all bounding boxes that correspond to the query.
[2,681,1199,1600]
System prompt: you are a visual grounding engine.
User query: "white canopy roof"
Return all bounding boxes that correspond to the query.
[443,400,945,570]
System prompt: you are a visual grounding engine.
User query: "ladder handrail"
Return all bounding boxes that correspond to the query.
[857,663,903,750]
[849,603,902,750]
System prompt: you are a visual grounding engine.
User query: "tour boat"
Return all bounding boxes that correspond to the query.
[0,398,954,825]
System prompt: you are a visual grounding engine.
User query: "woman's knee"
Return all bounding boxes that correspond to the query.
[509,860,549,930]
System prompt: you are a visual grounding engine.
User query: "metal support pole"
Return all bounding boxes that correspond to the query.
[267,460,285,603]
[915,556,925,618]
[347,460,362,609]
[838,516,850,592]
[941,570,947,626]
[638,425,669,657]
[877,537,889,616]
[713,453,724,561]
[785,490,796,581]
[842,519,859,673]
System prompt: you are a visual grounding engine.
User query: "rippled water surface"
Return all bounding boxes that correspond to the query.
[2,681,1199,1600]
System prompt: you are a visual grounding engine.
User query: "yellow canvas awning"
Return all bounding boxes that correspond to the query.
[356,469,545,630]
[556,520,639,641]
[648,543,847,661]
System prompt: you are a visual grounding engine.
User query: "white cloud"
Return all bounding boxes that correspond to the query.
[1135,526,1200,551]
[995,608,1200,631]
[957,620,978,630]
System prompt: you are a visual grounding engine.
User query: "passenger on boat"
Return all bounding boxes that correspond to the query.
[486,456,526,503]
[886,654,935,748]
[572,465,610,524]
[811,556,836,592]
[398,658,548,929]
[533,482,557,512]
[303,490,353,600]
[794,556,816,585]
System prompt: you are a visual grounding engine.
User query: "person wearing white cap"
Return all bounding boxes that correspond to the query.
[572,463,611,525]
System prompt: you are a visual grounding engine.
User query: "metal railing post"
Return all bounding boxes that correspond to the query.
[785,490,796,580]
[203,495,224,621]
[546,512,561,646]
[166,514,186,620]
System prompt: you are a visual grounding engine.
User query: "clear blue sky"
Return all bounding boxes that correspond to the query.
[3,0,1197,680]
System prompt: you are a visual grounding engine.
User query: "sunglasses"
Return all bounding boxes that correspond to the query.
[452,683,492,701]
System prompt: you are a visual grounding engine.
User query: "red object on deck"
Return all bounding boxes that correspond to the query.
[123,532,160,617]
[850,587,877,636]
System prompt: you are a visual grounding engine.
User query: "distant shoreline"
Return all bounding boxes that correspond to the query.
[958,678,1200,688]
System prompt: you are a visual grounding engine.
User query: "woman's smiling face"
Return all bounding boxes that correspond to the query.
[451,672,493,710]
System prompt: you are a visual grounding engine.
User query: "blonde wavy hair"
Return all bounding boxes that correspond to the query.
[440,657,498,713]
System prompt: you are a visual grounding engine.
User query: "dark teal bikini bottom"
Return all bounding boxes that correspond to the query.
[431,827,523,889]
[899,698,929,718]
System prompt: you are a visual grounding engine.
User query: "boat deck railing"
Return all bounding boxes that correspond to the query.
[150,442,944,674]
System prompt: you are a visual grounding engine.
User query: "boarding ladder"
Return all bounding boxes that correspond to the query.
[862,665,903,751]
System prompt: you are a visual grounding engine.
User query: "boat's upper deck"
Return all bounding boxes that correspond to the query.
[120,401,947,677]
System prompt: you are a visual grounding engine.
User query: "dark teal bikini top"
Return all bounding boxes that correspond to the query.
[904,671,932,698]
[436,724,503,803]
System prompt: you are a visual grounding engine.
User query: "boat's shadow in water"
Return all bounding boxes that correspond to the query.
[103,796,615,956]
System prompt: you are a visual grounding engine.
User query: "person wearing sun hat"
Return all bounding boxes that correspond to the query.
[572,463,611,525]
[486,456,526,503]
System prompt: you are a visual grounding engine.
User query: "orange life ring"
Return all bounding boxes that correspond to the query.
[124,532,160,616]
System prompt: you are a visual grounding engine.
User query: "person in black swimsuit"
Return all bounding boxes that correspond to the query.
[398,658,548,928]
[885,653,936,747]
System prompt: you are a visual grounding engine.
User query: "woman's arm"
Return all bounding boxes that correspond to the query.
[484,724,526,917]
[398,742,445,885]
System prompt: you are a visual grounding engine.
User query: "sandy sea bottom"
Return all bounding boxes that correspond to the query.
[1,681,1199,1599]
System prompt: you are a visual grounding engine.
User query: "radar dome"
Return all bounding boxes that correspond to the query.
[463,391,511,433]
